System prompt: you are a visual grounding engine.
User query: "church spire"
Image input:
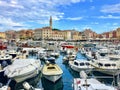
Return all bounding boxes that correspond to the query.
[50,16,52,29]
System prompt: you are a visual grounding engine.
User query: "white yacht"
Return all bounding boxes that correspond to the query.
[91,60,120,76]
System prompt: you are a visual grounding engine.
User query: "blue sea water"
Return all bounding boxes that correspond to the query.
[10,52,115,90]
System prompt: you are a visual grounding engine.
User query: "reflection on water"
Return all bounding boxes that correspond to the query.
[65,64,79,78]
[41,77,63,90]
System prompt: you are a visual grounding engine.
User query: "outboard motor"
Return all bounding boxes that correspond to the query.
[23,82,34,90]
[1,61,8,68]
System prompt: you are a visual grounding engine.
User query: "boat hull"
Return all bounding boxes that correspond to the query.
[42,63,63,83]
[70,65,93,74]
[14,69,39,83]
[94,68,120,76]
[43,74,62,83]
[69,61,93,74]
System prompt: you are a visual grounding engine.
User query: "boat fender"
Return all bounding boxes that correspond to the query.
[80,71,88,79]
[46,60,50,65]
[0,83,3,88]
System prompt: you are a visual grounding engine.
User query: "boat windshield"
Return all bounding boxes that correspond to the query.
[80,63,85,66]
[112,64,116,66]
[47,67,55,69]
[85,62,90,66]
[74,62,78,66]
[98,63,103,66]
[104,64,111,67]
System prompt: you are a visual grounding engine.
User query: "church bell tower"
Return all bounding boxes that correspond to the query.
[50,16,52,29]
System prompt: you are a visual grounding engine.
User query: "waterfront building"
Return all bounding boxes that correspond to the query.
[17,30,34,40]
[63,30,72,40]
[0,32,6,39]
[5,30,16,40]
[34,27,52,40]
[34,16,53,40]
[52,30,64,40]
[116,28,120,39]
[81,29,98,40]
[72,31,82,40]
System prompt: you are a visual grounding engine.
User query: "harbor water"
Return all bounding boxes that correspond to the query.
[8,51,115,90]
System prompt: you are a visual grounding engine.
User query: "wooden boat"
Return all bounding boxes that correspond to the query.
[42,62,63,83]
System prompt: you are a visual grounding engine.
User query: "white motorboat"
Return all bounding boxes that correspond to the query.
[63,54,76,64]
[79,48,86,55]
[73,71,117,90]
[97,47,110,56]
[69,60,94,74]
[42,62,63,83]
[50,51,59,58]
[73,78,116,90]
[8,50,18,58]
[4,59,41,83]
[91,60,120,76]
[85,51,94,60]
[0,86,9,90]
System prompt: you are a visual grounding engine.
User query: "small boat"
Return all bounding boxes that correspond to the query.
[85,51,94,60]
[0,79,11,90]
[42,62,63,83]
[73,71,116,90]
[8,50,18,58]
[0,40,7,50]
[63,54,76,64]
[50,51,59,58]
[69,60,94,74]
[0,54,12,64]
[4,59,41,83]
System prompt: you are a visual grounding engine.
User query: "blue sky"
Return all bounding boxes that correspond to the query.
[0,0,120,33]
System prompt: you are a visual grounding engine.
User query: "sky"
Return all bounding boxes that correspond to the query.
[0,0,120,33]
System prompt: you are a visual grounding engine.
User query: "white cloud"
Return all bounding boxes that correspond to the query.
[90,6,95,10]
[91,22,99,25]
[98,15,120,19]
[0,16,23,27]
[0,16,25,31]
[90,0,93,2]
[0,0,84,31]
[113,23,118,26]
[66,17,83,20]
[101,3,120,13]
